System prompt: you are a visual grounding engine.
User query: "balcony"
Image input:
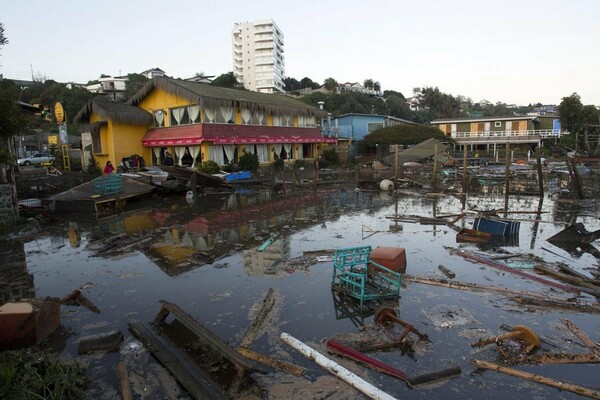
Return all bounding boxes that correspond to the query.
[451,129,563,144]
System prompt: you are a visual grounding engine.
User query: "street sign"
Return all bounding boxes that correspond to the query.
[48,135,58,145]
[54,102,65,124]
[59,123,68,144]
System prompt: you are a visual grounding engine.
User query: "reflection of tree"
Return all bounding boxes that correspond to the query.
[0,242,34,303]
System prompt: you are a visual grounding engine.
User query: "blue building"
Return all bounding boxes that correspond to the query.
[323,113,416,141]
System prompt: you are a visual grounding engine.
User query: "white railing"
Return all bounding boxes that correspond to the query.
[453,129,563,139]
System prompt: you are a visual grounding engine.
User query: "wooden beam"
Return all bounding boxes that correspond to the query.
[155,300,263,373]
[239,288,276,349]
[128,322,228,400]
[562,319,600,358]
[236,347,305,376]
[471,358,600,399]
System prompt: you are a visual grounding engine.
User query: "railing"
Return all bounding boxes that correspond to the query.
[453,129,563,139]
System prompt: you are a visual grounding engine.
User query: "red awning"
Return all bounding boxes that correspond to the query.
[142,123,337,146]
[142,125,203,146]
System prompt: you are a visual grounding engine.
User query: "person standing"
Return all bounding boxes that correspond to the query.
[104,160,115,174]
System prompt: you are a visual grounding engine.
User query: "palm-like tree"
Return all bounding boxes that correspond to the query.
[373,81,381,92]
[363,79,374,90]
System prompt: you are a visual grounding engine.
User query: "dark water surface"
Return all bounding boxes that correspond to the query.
[5,185,600,399]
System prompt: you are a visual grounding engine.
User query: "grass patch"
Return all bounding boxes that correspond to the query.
[0,349,86,399]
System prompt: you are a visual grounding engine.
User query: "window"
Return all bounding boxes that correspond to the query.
[368,122,384,133]
[494,121,502,128]
[153,110,165,127]
[170,106,190,126]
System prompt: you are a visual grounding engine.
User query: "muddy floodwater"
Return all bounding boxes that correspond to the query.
[3,184,600,399]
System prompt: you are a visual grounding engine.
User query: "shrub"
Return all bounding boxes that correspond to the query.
[321,148,340,166]
[221,163,237,173]
[197,160,220,174]
[292,159,309,169]
[272,156,284,172]
[238,152,260,172]
[86,156,102,176]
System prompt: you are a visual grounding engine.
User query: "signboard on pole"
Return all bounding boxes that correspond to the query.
[54,102,65,124]
[48,135,58,145]
[59,123,68,144]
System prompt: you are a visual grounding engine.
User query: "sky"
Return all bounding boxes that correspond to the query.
[2,0,599,106]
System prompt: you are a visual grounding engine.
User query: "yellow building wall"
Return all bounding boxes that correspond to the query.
[88,113,151,170]
[137,88,192,127]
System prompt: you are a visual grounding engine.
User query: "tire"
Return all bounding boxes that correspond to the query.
[24,161,31,166]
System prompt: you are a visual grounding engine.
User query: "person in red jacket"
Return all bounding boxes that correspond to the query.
[103,160,115,174]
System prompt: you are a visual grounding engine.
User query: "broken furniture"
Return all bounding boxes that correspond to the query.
[456,228,492,243]
[332,246,402,309]
[547,223,600,245]
[0,298,60,350]
[471,325,541,355]
[369,246,407,273]
[473,217,520,236]
[129,300,263,400]
[374,307,429,342]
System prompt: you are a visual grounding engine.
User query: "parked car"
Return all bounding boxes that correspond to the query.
[17,153,55,166]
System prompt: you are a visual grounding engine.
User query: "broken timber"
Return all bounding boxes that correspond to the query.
[128,322,228,400]
[236,347,305,376]
[561,319,600,359]
[457,250,580,293]
[521,353,600,365]
[403,275,600,313]
[533,265,600,297]
[116,361,133,400]
[153,300,263,374]
[238,288,276,349]
[471,358,600,399]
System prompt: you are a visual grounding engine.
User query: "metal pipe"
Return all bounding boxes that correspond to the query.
[280,333,397,400]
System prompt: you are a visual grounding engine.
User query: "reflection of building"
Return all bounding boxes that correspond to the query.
[0,242,34,304]
[243,238,290,276]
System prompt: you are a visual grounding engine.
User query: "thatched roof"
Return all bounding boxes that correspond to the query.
[128,76,327,118]
[74,101,153,125]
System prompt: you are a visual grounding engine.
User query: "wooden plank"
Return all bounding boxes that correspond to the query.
[458,250,579,293]
[128,322,228,400]
[471,358,600,399]
[236,347,305,376]
[523,353,600,365]
[562,319,600,358]
[156,300,262,373]
[534,265,600,297]
[239,288,276,349]
[116,361,133,400]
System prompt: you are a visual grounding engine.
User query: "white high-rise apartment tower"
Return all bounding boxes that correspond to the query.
[232,19,285,94]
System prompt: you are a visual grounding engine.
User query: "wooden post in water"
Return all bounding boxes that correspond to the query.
[431,142,439,192]
[535,147,544,197]
[355,165,359,187]
[504,143,511,215]
[568,158,584,199]
[394,145,399,181]
[462,145,468,197]
[313,160,319,191]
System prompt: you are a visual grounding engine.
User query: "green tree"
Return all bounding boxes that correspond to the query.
[211,72,239,88]
[373,81,381,92]
[558,93,583,134]
[124,73,149,100]
[323,77,338,92]
[363,78,374,90]
[385,95,412,120]
[283,77,301,92]
[300,77,319,90]
[383,90,404,99]
[581,104,600,156]
[413,86,461,121]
